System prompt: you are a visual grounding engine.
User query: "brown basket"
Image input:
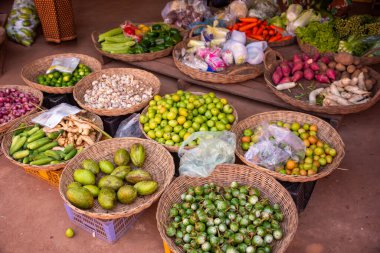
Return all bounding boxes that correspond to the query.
[34,0,76,43]
[91,23,187,62]
[73,68,161,117]
[59,137,175,220]
[157,164,298,253]
[231,111,345,183]
[0,85,43,133]
[139,92,239,153]
[21,53,102,94]
[263,49,380,115]
[1,110,103,172]
[173,36,264,84]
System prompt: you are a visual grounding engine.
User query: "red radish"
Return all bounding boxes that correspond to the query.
[320,56,330,64]
[315,74,330,83]
[302,53,310,61]
[326,69,336,81]
[292,61,303,74]
[310,62,320,71]
[288,62,294,69]
[304,62,310,69]
[280,62,291,77]
[292,71,303,82]
[293,54,302,63]
[313,52,320,62]
[304,68,315,80]
[279,77,292,84]
[272,69,283,84]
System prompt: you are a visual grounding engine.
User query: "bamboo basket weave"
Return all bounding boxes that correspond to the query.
[59,137,175,220]
[1,110,103,172]
[73,68,161,117]
[231,111,345,183]
[0,85,43,133]
[21,53,102,94]
[157,164,298,253]
[263,49,380,115]
[173,36,264,84]
[138,92,239,153]
[34,0,76,43]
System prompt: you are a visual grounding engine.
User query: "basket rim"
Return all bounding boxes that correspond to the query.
[72,67,161,116]
[20,53,102,94]
[156,164,299,253]
[231,110,346,182]
[138,91,239,153]
[59,137,175,220]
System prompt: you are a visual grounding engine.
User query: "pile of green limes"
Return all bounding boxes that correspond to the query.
[36,64,91,87]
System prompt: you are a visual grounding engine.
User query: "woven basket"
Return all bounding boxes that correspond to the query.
[73,68,161,117]
[34,0,76,43]
[139,92,239,153]
[173,36,264,84]
[157,164,298,253]
[21,53,102,94]
[59,137,175,220]
[263,49,380,115]
[231,111,345,183]
[0,85,43,133]
[1,110,103,172]
[91,23,187,62]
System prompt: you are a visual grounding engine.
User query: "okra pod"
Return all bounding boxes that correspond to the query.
[30,157,53,166]
[64,149,77,161]
[98,27,123,42]
[12,150,30,159]
[27,137,51,150]
[36,141,58,153]
[27,129,45,143]
[10,136,27,155]
[44,150,62,160]
[63,144,74,154]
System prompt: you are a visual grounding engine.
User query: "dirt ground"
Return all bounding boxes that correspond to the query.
[0,1,379,253]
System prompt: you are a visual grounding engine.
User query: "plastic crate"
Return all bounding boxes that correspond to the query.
[23,168,62,187]
[64,203,140,243]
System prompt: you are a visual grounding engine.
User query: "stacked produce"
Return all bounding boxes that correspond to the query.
[166,182,284,252]
[83,74,154,110]
[0,88,40,125]
[230,18,293,43]
[66,144,159,210]
[36,64,91,88]
[98,23,182,54]
[241,121,337,176]
[140,91,235,147]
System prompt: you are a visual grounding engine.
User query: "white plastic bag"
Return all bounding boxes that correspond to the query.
[46,57,80,74]
[179,131,236,177]
[114,113,143,138]
[32,103,81,128]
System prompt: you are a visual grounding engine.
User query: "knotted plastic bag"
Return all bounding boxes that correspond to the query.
[244,123,305,170]
[115,113,143,138]
[179,131,236,177]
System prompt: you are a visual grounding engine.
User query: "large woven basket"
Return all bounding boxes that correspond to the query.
[264,49,380,115]
[59,137,175,220]
[139,92,239,153]
[0,85,43,133]
[173,35,264,84]
[21,53,102,94]
[157,164,298,253]
[73,68,161,117]
[91,23,187,63]
[1,110,103,172]
[231,111,345,183]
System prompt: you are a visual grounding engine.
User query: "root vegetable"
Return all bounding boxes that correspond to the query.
[335,63,346,72]
[344,86,371,95]
[349,94,368,103]
[337,86,345,92]
[365,79,375,90]
[346,65,356,74]
[292,61,303,74]
[292,71,303,82]
[361,67,368,73]
[276,82,297,90]
[313,52,320,62]
[341,72,351,81]
[358,72,366,91]
[309,88,324,105]
[315,74,330,83]
[279,77,292,84]
[351,77,359,86]
[326,69,336,81]
[304,68,314,80]
[351,69,361,79]
[325,94,353,105]
[293,54,302,63]
[340,92,352,99]
[353,58,361,65]
[328,61,337,69]
[310,62,319,71]
[280,62,291,77]
[330,84,341,96]
[302,53,310,62]
[354,98,370,104]
[323,98,339,106]
[319,62,328,73]
[320,56,330,64]
[334,52,354,66]
[272,68,283,84]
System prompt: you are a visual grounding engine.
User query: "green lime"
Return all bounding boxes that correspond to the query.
[164,125,173,133]
[168,120,178,127]
[65,228,74,238]
[173,125,183,133]
[291,122,300,131]
[243,129,253,136]
[242,143,250,151]
[216,122,226,131]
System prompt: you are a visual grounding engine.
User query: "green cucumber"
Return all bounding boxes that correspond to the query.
[12,150,30,160]
[64,149,77,161]
[27,129,45,143]
[36,141,59,152]
[27,137,51,150]
[30,157,54,166]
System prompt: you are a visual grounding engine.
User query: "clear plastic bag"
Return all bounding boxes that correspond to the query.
[114,113,143,138]
[244,124,305,170]
[46,57,80,74]
[247,0,279,20]
[179,131,236,177]
[32,103,81,128]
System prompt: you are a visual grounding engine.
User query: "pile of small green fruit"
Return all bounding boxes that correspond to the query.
[66,144,158,211]
[36,63,91,87]
[166,182,284,253]
[140,90,236,147]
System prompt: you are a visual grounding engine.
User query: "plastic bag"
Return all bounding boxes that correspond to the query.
[6,0,39,46]
[114,113,143,138]
[244,124,305,170]
[179,131,236,177]
[228,0,248,19]
[32,103,81,128]
[46,57,80,74]
[247,0,279,20]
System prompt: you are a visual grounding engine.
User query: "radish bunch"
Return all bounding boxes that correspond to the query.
[272,53,337,85]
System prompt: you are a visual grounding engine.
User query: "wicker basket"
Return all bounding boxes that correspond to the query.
[21,53,102,94]
[73,68,161,117]
[157,164,298,253]
[1,110,103,172]
[139,92,239,153]
[59,137,175,220]
[231,111,345,183]
[0,85,43,133]
[34,0,76,43]
[173,36,264,84]
[263,49,380,115]
[91,23,187,63]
